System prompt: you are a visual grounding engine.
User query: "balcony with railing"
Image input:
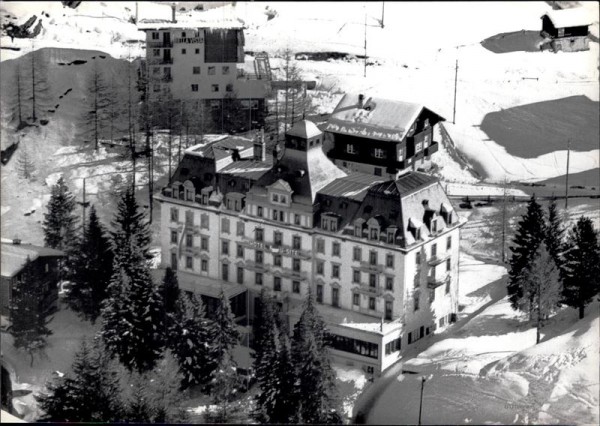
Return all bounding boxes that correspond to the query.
[354,282,383,297]
[427,252,451,267]
[427,273,450,289]
[358,261,385,273]
[239,236,312,260]
[147,40,173,48]
[424,142,439,157]
[148,57,173,65]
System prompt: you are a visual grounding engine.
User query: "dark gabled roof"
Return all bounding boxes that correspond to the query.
[394,172,438,195]
[219,155,274,181]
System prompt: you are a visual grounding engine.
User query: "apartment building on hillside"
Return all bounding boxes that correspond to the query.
[154,120,465,375]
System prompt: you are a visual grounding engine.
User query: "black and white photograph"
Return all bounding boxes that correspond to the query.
[0,1,598,424]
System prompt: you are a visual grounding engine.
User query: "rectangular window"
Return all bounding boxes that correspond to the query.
[201,259,208,272]
[374,167,382,176]
[257,206,263,217]
[369,297,376,310]
[329,334,379,359]
[292,236,301,250]
[353,247,362,261]
[369,250,377,265]
[211,84,219,92]
[186,256,193,269]
[446,278,451,294]
[332,264,340,279]
[255,272,263,285]
[221,240,229,255]
[222,217,230,234]
[431,243,437,258]
[386,276,393,291]
[191,84,199,92]
[272,209,278,221]
[185,210,193,225]
[414,292,420,311]
[316,238,325,254]
[153,48,160,56]
[432,219,438,233]
[332,288,339,307]
[317,261,324,275]
[237,244,244,258]
[186,234,193,247]
[237,221,245,236]
[274,254,282,267]
[195,48,200,54]
[316,285,323,303]
[416,252,421,265]
[171,230,178,244]
[386,254,394,268]
[226,83,233,92]
[385,301,393,320]
[193,66,200,74]
[170,207,179,222]
[447,236,452,250]
[274,276,281,292]
[222,66,230,74]
[200,214,209,229]
[369,273,377,288]
[255,228,264,242]
[255,250,263,264]
[353,293,360,306]
[332,242,341,257]
[374,148,385,158]
[292,281,300,293]
[201,236,208,250]
[171,252,178,270]
[293,258,301,272]
[208,66,216,75]
[273,231,283,247]
[152,32,159,40]
[237,267,244,284]
[446,258,451,272]
[353,269,360,283]
[294,214,301,226]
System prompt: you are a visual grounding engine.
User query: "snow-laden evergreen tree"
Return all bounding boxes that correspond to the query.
[518,243,562,344]
[254,316,281,423]
[119,351,188,423]
[507,195,546,311]
[110,187,151,262]
[255,326,299,423]
[159,267,180,341]
[67,205,113,324]
[42,176,78,252]
[9,257,53,367]
[562,216,600,319]
[102,189,164,373]
[252,289,277,377]
[291,292,341,424]
[209,291,241,373]
[36,339,122,422]
[208,351,240,423]
[545,198,565,271]
[170,292,213,388]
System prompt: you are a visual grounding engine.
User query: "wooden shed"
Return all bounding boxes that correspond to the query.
[541,8,592,52]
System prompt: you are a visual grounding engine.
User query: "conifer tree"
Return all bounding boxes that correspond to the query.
[84,61,110,150]
[208,351,240,423]
[291,292,341,424]
[36,339,122,422]
[518,243,562,343]
[170,292,213,388]
[209,291,241,371]
[17,147,35,180]
[252,289,277,376]
[9,257,53,367]
[42,176,78,252]
[562,216,600,319]
[160,267,180,318]
[545,199,564,270]
[67,205,113,323]
[507,195,546,311]
[102,189,164,373]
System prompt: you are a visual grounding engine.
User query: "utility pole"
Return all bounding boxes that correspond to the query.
[501,178,507,263]
[564,139,570,210]
[452,57,459,124]
[381,2,385,28]
[31,42,37,122]
[363,11,367,78]
[418,376,427,426]
[78,177,90,238]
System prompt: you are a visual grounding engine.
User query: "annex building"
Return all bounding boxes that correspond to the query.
[155,120,465,375]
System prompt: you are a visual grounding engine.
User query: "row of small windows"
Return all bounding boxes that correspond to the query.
[191,83,233,93]
[346,144,387,159]
[255,205,303,226]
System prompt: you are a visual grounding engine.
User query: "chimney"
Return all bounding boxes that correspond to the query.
[13,238,21,245]
[171,3,176,23]
[358,93,364,108]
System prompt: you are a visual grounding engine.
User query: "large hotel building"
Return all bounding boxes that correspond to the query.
[155,117,465,375]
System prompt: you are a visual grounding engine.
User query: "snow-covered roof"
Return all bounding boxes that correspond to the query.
[138,20,244,30]
[286,120,322,139]
[543,8,592,29]
[325,93,444,142]
[1,243,64,278]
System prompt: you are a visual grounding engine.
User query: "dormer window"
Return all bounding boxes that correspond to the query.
[272,193,279,203]
[431,218,438,233]
[387,227,397,244]
[321,214,340,232]
[370,227,379,240]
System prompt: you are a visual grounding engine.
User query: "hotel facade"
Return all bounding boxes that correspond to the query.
[155,120,464,375]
